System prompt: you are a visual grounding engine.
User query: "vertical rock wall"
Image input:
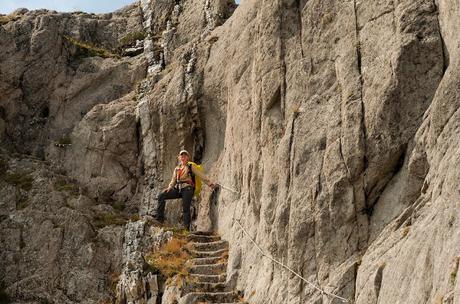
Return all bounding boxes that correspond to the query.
[1,0,459,303]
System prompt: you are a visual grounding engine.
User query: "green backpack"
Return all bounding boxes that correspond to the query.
[187,161,204,198]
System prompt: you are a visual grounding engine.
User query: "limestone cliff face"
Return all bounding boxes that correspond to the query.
[0,0,459,303]
[0,4,146,303]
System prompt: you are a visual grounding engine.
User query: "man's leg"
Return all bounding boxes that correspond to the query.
[181,188,194,230]
[155,188,180,222]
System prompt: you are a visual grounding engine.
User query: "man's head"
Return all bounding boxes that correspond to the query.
[178,150,190,163]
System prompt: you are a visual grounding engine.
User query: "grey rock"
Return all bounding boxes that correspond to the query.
[115,222,171,304]
[63,92,141,204]
[0,153,124,303]
[2,0,460,303]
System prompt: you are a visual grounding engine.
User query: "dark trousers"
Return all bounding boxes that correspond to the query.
[155,187,194,229]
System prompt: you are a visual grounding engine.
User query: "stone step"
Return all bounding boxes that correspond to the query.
[183,281,228,294]
[189,274,226,284]
[188,263,227,275]
[179,291,239,304]
[188,233,221,243]
[189,256,223,266]
[190,248,228,258]
[191,240,228,252]
[191,231,215,236]
[182,233,243,304]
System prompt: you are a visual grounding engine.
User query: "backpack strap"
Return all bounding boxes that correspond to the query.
[187,163,196,188]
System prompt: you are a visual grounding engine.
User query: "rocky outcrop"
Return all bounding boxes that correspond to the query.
[175,232,242,304]
[355,1,460,303]
[135,0,236,223]
[116,221,171,304]
[0,4,147,303]
[0,5,145,157]
[64,92,141,204]
[1,0,460,303]
[0,151,125,303]
[156,231,242,304]
[134,0,458,303]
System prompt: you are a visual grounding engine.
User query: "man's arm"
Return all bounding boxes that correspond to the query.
[191,165,214,187]
[168,168,177,189]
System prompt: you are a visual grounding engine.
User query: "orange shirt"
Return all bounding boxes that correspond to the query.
[168,163,210,188]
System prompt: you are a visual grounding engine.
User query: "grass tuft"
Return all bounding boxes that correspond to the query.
[165,227,190,238]
[64,35,119,59]
[217,250,229,264]
[119,31,146,47]
[145,235,191,279]
[0,14,21,25]
[93,213,128,228]
[321,12,334,25]
[54,178,79,196]
[3,171,33,191]
[291,104,302,114]
[97,297,113,304]
[451,272,457,285]
[57,136,72,145]
[401,226,410,237]
[434,295,443,304]
[108,271,121,294]
[129,214,140,222]
[450,256,460,285]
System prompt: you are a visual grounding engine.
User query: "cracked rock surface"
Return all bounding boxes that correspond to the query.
[1,0,460,303]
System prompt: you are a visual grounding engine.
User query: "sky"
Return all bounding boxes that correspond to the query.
[0,0,136,14]
[1,0,240,15]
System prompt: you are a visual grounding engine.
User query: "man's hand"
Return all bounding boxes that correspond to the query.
[208,182,216,189]
[163,186,172,192]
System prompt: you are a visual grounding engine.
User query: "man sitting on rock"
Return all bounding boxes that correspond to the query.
[154,150,215,230]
